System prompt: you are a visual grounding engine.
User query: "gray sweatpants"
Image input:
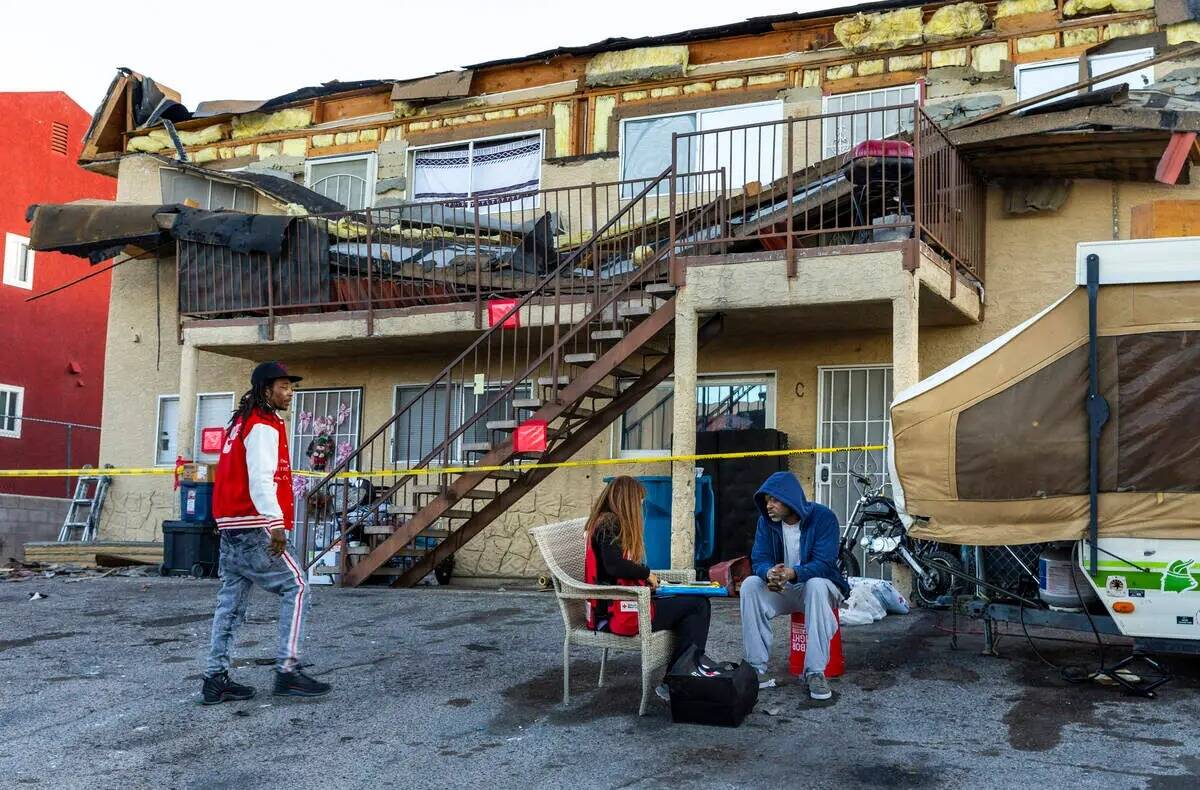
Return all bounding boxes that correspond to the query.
[740,575,842,676]
[206,528,308,677]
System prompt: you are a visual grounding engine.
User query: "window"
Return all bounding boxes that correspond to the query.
[620,102,784,195]
[305,153,378,211]
[822,85,918,158]
[160,169,256,211]
[618,374,776,456]
[0,385,24,438]
[193,393,235,463]
[3,233,35,290]
[410,133,542,208]
[392,381,532,464]
[1015,49,1155,109]
[155,395,180,464]
[290,388,363,473]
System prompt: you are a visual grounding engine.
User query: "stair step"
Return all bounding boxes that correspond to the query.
[618,303,654,319]
[419,528,452,539]
[563,352,598,365]
[462,442,492,453]
[644,282,676,294]
[537,375,571,387]
[362,524,396,536]
[485,420,518,431]
[587,383,617,399]
[591,329,625,342]
[513,398,542,410]
[489,468,523,480]
[412,484,444,496]
[442,509,475,520]
[367,566,410,576]
[346,545,371,556]
[458,488,498,500]
[312,565,340,576]
[384,504,418,516]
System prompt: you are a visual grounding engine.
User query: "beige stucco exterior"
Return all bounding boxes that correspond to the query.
[82,9,1200,581]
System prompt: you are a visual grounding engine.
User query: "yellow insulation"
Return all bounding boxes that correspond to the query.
[1103,18,1156,39]
[231,108,313,140]
[833,8,924,53]
[1167,22,1200,45]
[127,123,229,152]
[995,0,1055,17]
[1063,0,1153,15]
[924,3,989,44]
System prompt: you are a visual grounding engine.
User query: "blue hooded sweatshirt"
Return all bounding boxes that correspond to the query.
[750,471,850,597]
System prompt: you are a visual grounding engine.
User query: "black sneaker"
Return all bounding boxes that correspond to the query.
[201,672,256,705]
[273,669,332,698]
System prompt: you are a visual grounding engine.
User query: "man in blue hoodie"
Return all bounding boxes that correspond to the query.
[741,471,851,700]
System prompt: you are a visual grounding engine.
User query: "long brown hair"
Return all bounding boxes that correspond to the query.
[585,476,647,563]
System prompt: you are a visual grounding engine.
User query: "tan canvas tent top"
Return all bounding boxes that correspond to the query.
[891,237,1200,546]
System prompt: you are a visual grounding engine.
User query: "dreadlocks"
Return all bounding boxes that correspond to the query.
[229,385,274,428]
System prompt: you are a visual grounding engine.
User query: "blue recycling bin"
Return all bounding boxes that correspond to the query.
[605,475,714,569]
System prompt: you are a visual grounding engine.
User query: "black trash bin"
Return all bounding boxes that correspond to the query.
[161,519,220,578]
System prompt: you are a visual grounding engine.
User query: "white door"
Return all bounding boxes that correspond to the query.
[816,366,893,576]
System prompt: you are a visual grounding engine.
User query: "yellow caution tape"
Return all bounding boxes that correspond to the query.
[0,445,886,480]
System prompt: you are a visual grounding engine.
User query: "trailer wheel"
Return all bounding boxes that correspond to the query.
[915,550,963,607]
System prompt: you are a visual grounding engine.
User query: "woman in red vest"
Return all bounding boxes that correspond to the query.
[585,476,711,702]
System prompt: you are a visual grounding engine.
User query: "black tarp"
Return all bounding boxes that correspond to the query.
[177,217,330,316]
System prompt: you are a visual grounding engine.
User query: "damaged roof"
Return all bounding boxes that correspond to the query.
[462,0,926,69]
[145,154,344,213]
[949,86,1200,182]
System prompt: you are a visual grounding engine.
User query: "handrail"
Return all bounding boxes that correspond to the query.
[302,167,675,499]
[301,169,725,570]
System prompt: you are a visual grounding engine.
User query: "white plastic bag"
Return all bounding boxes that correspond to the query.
[843,582,887,625]
[848,576,910,615]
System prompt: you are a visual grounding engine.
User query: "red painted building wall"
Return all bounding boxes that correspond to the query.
[0,93,116,498]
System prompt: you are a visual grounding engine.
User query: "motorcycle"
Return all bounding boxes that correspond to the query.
[838,472,964,607]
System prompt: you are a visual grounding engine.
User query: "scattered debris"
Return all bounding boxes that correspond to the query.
[762,706,782,716]
[2,559,155,583]
[28,592,48,601]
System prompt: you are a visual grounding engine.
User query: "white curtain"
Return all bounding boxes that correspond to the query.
[470,136,542,200]
[412,135,542,205]
[412,144,472,202]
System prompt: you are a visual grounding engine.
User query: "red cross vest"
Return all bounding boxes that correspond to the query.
[584,534,653,637]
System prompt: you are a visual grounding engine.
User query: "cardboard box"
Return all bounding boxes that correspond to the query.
[179,462,218,483]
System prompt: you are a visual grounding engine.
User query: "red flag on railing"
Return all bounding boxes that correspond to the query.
[487,298,520,329]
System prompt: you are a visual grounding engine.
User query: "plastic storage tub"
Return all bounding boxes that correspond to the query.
[160,519,220,578]
[180,481,214,523]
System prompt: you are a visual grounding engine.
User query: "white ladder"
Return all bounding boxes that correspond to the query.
[58,466,112,542]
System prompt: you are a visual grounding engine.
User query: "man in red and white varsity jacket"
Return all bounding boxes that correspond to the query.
[202,361,332,705]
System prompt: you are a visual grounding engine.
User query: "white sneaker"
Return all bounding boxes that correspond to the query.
[655,683,671,702]
[756,670,777,689]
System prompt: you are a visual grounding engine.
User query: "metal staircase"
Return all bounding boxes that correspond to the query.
[300,168,725,587]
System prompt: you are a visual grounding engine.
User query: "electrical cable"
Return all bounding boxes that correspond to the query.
[1016,542,1107,684]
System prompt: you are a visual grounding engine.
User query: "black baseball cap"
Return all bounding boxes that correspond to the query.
[251,361,303,389]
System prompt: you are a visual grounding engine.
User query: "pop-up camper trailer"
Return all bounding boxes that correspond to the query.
[890,237,1200,674]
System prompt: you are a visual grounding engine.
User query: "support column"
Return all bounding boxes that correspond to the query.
[669,301,698,576]
[891,273,920,594]
[176,340,199,463]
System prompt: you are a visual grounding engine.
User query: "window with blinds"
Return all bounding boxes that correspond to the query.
[821,85,917,158]
[155,395,180,465]
[392,382,532,464]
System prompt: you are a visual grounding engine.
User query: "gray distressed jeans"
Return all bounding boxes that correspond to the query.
[206,528,308,677]
[740,574,842,676]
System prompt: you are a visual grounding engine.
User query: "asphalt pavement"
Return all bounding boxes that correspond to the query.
[1,575,1197,789]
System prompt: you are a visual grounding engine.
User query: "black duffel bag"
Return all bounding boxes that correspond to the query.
[665,646,758,727]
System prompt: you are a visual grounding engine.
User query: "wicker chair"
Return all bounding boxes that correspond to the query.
[530,518,689,716]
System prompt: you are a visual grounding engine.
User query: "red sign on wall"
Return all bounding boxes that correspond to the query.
[200,427,227,454]
[487,298,520,329]
[514,419,547,453]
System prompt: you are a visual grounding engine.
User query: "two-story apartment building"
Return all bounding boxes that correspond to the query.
[30,1,1200,585]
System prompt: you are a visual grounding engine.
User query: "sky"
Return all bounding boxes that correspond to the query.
[1,0,838,114]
